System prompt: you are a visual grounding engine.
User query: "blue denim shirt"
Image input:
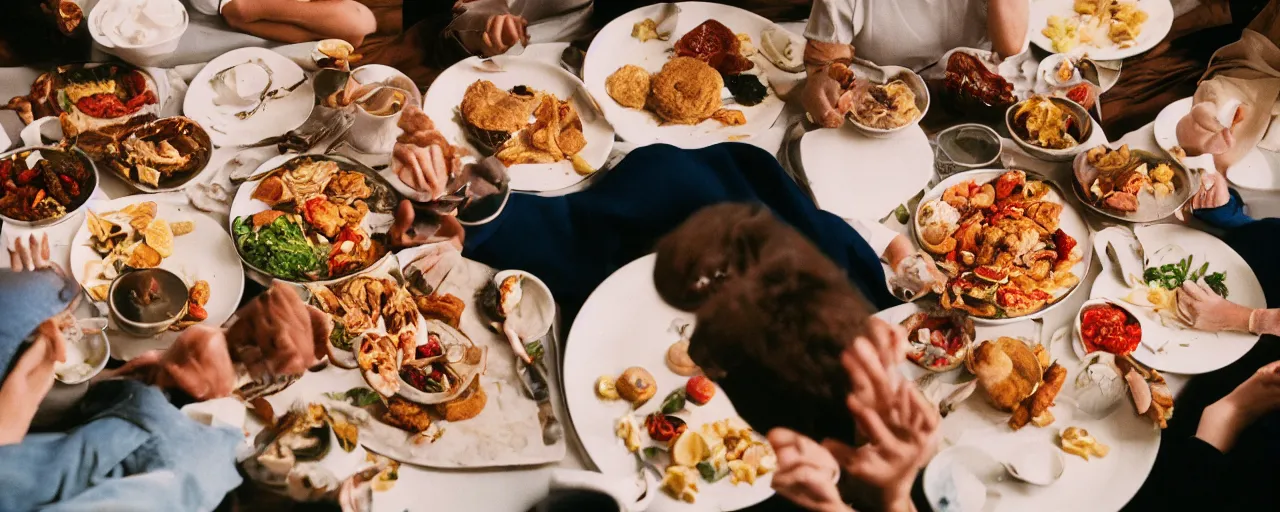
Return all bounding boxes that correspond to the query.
[0,380,243,511]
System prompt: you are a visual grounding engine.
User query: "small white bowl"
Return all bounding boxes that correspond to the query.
[1073,298,1148,361]
[1006,96,1093,162]
[493,270,556,342]
[88,0,189,68]
[847,65,931,139]
[55,318,111,385]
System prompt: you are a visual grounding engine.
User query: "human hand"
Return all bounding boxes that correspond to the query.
[1191,171,1231,211]
[1176,281,1253,332]
[768,428,850,512]
[1176,101,1236,158]
[110,325,238,400]
[225,282,330,381]
[0,320,65,444]
[802,69,846,129]
[1198,360,1280,451]
[393,142,452,200]
[823,325,939,510]
[388,199,465,250]
[479,14,528,56]
[9,233,51,272]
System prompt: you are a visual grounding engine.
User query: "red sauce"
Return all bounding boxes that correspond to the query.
[674,19,753,75]
[1080,303,1141,355]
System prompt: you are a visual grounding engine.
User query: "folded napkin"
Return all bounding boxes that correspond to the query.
[462,142,898,325]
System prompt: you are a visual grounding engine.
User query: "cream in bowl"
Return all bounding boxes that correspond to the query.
[55,317,110,384]
[97,0,185,47]
[108,268,189,337]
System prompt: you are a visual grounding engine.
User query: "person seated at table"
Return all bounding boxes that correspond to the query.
[650,205,939,510]
[1101,0,1277,136]
[1173,3,1280,174]
[386,106,946,323]
[801,0,1029,127]
[190,0,377,47]
[0,235,329,510]
[1122,172,1280,510]
[0,0,89,67]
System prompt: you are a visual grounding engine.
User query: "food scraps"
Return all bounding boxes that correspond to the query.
[0,148,94,223]
[902,311,976,372]
[1060,426,1109,460]
[616,366,658,405]
[1012,97,1082,150]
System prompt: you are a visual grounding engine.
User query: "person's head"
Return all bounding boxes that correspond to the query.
[0,268,80,378]
[654,203,875,441]
[653,203,779,311]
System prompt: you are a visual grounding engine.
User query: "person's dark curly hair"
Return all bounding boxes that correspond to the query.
[654,203,874,444]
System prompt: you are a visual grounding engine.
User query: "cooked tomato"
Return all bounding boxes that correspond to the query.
[1053,229,1077,263]
[1080,304,1141,355]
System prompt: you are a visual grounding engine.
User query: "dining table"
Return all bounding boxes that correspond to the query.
[3,9,1280,512]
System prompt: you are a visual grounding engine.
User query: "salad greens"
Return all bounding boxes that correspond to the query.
[1143,255,1228,298]
[324,387,382,406]
[232,215,328,281]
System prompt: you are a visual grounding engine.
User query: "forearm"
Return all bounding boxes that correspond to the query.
[987,0,1029,58]
[882,234,914,271]
[804,39,853,76]
[1250,308,1280,337]
[1196,400,1249,452]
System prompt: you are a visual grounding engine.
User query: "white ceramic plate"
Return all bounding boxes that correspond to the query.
[226,153,397,284]
[582,2,795,148]
[877,303,1160,512]
[1088,224,1264,374]
[423,56,614,193]
[183,47,315,147]
[1153,97,1280,191]
[564,254,775,511]
[69,195,244,360]
[1029,0,1174,61]
[912,169,1093,325]
[801,124,933,221]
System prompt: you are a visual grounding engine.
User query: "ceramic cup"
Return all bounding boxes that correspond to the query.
[108,268,189,337]
[345,65,421,154]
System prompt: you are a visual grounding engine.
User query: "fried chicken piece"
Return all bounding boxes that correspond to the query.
[711,108,746,126]
[302,197,344,238]
[415,293,465,328]
[338,200,368,226]
[1025,201,1063,233]
[606,65,651,109]
[971,338,1042,412]
[325,171,371,203]
[648,57,723,125]
[1009,362,1066,430]
[460,80,541,133]
[432,381,487,422]
[383,396,433,433]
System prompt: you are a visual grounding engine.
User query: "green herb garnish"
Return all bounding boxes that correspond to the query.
[329,320,353,351]
[232,215,328,281]
[324,387,381,406]
[1204,271,1229,298]
[1143,255,1228,297]
[659,388,687,415]
[697,461,729,483]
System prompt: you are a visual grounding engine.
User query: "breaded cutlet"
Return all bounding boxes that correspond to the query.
[648,57,723,125]
[605,64,650,109]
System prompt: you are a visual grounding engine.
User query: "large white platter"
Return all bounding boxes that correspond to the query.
[1088,224,1265,374]
[69,195,244,360]
[564,254,775,511]
[801,123,934,221]
[1029,0,1173,61]
[423,55,614,193]
[912,169,1093,325]
[183,47,315,147]
[1153,97,1280,191]
[876,302,1160,512]
[583,2,796,149]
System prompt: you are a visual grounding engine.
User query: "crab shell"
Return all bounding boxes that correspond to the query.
[902,310,977,372]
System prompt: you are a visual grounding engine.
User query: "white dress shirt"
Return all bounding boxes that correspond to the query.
[805,0,991,71]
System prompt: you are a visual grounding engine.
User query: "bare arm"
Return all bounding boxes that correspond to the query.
[222,0,376,46]
[987,0,1029,58]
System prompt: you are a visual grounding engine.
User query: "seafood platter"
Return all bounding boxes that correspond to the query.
[1072,144,1195,222]
[913,169,1091,324]
[825,60,928,137]
[1087,225,1266,374]
[241,254,567,471]
[2,64,216,193]
[423,56,615,192]
[584,2,802,148]
[565,255,778,511]
[68,196,244,359]
[228,154,401,283]
[876,302,1161,512]
[1032,0,1173,61]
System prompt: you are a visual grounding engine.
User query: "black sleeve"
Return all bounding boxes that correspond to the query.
[1141,436,1229,510]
